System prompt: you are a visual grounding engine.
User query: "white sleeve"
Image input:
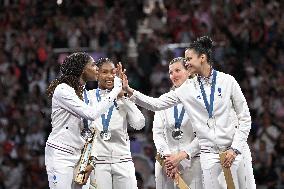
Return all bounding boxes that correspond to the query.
[180,137,200,159]
[230,76,251,154]
[152,111,171,155]
[54,84,121,121]
[130,89,180,111]
[122,98,145,130]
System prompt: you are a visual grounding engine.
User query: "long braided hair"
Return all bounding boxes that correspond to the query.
[46,52,92,100]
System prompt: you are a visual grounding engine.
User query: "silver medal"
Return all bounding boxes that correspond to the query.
[100,131,111,141]
[172,128,183,140]
[207,117,216,128]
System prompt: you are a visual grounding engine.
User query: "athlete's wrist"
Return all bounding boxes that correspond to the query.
[125,87,134,96]
[228,147,241,156]
[179,151,189,161]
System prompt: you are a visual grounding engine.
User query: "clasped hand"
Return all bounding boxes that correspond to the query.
[164,151,188,179]
[222,149,237,168]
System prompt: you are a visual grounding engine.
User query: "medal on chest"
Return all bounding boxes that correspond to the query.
[172,106,185,140]
[96,88,116,141]
[172,128,184,140]
[100,131,112,141]
[81,89,93,140]
[198,70,217,129]
[207,116,216,128]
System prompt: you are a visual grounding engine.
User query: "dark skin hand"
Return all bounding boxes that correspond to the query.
[115,62,126,99]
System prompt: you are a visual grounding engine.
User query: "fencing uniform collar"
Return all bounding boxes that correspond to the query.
[198,69,214,85]
[97,88,112,96]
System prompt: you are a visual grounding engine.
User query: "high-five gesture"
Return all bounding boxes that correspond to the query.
[115,62,124,79]
[116,64,134,97]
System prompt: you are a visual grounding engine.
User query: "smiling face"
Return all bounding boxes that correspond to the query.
[169,61,189,88]
[97,62,115,90]
[184,49,205,75]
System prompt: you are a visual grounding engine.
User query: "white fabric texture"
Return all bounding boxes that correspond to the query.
[129,71,255,188]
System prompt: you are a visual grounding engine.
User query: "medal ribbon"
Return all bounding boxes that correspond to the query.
[96,88,114,132]
[83,89,89,129]
[174,105,185,129]
[197,70,217,118]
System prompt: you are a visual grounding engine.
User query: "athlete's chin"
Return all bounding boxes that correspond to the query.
[105,85,114,90]
[173,81,182,88]
[189,69,197,75]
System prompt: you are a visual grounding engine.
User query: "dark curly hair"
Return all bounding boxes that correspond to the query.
[46,52,92,99]
[95,57,114,68]
[187,36,214,65]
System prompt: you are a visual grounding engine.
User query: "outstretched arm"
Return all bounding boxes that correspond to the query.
[54,76,122,121]
[121,72,180,111]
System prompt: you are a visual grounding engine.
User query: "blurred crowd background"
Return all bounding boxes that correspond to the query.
[0,0,283,188]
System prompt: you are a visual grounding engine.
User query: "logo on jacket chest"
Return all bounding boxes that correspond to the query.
[196,87,222,99]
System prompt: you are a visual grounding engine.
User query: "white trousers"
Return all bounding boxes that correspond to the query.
[89,161,138,189]
[45,145,82,189]
[155,157,203,189]
[200,144,256,189]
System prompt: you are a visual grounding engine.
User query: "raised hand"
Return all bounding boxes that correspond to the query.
[122,72,129,91]
[120,69,135,97]
[115,62,124,79]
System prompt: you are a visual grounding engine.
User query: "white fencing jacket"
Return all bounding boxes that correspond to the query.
[153,103,200,160]
[130,71,251,154]
[46,82,121,151]
[88,88,145,164]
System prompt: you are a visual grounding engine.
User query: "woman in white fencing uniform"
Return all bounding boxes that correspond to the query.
[45,53,122,189]
[122,36,256,189]
[153,57,203,189]
[87,58,145,189]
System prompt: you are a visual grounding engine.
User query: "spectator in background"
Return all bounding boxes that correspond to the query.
[0,1,283,188]
[254,113,281,154]
[278,166,284,189]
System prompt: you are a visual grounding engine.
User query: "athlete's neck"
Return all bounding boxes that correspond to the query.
[199,64,212,78]
[98,85,113,91]
[79,77,86,85]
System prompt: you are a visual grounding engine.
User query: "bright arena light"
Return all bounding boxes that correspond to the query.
[57,0,63,5]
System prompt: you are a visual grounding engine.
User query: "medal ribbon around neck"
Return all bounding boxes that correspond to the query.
[83,89,89,129]
[96,88,115,133]
[197,70,217,118]
[174,105,185,129]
